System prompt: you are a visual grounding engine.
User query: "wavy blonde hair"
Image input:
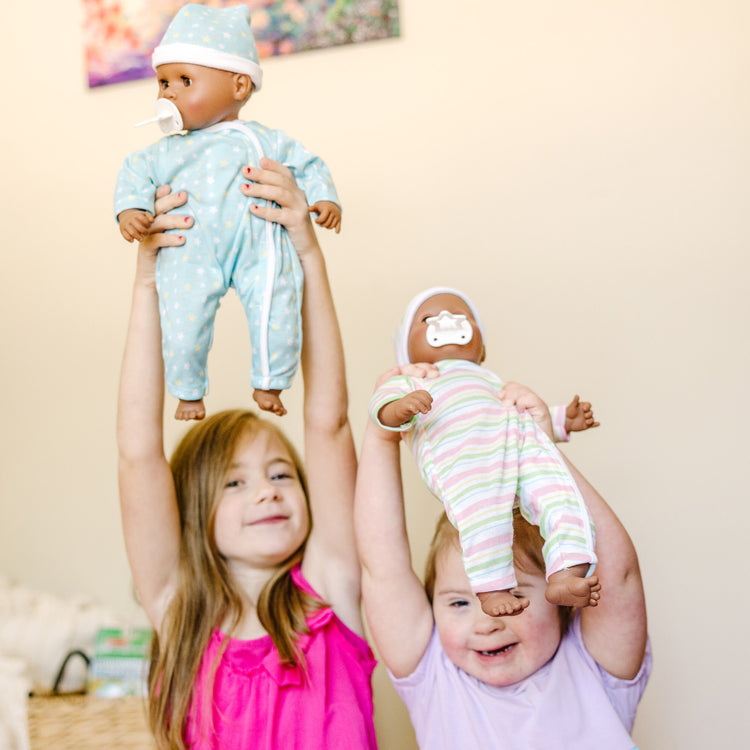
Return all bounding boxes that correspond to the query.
[424,509,573,632]
[147,410,323,749]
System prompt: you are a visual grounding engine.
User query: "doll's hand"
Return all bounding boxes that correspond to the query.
[565,395,600,433]
[118,209,155,242]
[309,201,342,233]
[499,382,553,440]
[378,391,433,429]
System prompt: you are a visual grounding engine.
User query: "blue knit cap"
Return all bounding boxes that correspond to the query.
[152,3,263,93]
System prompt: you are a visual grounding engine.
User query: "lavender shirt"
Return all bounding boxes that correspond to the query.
[390,614,651,750]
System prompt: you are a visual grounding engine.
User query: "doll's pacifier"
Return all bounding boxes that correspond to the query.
[425,311,474,347]
[133,99,183,134]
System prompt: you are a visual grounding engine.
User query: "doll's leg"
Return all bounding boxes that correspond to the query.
[233,226,303,414]
[436,408,526,616]
[515,413,599,607]
[155,244,226,411]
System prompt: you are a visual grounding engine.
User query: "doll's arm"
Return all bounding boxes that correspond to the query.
[114,149,159,234]
[118,208,155,243]
[565,395,600,433]
[377,390,433,428]
[309,201,342,233]
[369,374,428,429]
[278,132,341,229]
[514,391,599,443]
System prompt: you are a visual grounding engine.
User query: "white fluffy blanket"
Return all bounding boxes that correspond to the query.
[0,577,124,748]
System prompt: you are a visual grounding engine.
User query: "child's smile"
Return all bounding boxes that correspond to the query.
[432,542,562,686]
[214,429,309,571]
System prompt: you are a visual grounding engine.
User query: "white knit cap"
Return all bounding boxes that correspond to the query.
[394,287,485,366]
[152,3,263,93]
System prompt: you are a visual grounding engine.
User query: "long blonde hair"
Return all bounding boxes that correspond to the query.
[148,410,322,749]
[424,510,573,632]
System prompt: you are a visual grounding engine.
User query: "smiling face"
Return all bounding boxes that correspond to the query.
[156,62,250,131]
[212,429,309,574]
[431,541,562,686]
[406,293,485,365]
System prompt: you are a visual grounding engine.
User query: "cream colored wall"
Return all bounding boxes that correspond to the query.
[1,0,747,747]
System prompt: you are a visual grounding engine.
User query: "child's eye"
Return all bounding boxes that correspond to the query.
[225,479,242,488]
[270,472,293,482]
[181,76,192,86]
[159,80,168,90]
[449,599,469,608]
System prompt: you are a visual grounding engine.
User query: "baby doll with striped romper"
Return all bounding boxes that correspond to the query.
[369,287,601,617]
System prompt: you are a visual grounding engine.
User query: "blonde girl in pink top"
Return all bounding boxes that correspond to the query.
[117,159,377,749]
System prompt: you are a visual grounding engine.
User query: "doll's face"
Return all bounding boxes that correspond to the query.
[156,63,250,131]
[407,293,485,365]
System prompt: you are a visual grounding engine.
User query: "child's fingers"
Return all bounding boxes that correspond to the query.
[374,366,406,388]
[498,381,528,406]
[139,230,185,254]
[242,159,294,189]
[249,202,284,225]
[399,362,439,379]
[257,157,293,181]
[150,211,192,233]
[154,188,188,215]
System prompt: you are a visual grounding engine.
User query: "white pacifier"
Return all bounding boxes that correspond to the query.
[133,99,183,134]
[425,310,474,348]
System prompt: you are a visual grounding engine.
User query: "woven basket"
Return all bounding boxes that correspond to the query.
[27,694,156,749]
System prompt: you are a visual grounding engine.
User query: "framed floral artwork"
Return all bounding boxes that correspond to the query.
[83,0,400,88]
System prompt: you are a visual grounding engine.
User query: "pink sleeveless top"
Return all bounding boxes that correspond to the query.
[184,566,378,749]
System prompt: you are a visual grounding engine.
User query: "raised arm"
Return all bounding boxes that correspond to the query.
[355,403,435,678]
[241,160,359,630]
[566,458,647,679]
[500,382,647,679]
[117,188,190,630]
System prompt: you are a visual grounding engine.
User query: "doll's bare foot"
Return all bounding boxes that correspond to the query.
[477,590,530,617]
[175,399,206,421]
[253,388,287,417]
[545,565,601,608]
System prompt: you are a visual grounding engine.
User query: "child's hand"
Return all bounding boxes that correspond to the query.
[241,159,325,261]
[135,187,190,276]
[378,391,433,428]
[565,395,600,433]
[309,201,342,234]
[118,209,155,242]
[375,363,439,389]
[499,382,553,440]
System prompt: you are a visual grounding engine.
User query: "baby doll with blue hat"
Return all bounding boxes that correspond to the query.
[115,3,341,421]
[369,286,601,617]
